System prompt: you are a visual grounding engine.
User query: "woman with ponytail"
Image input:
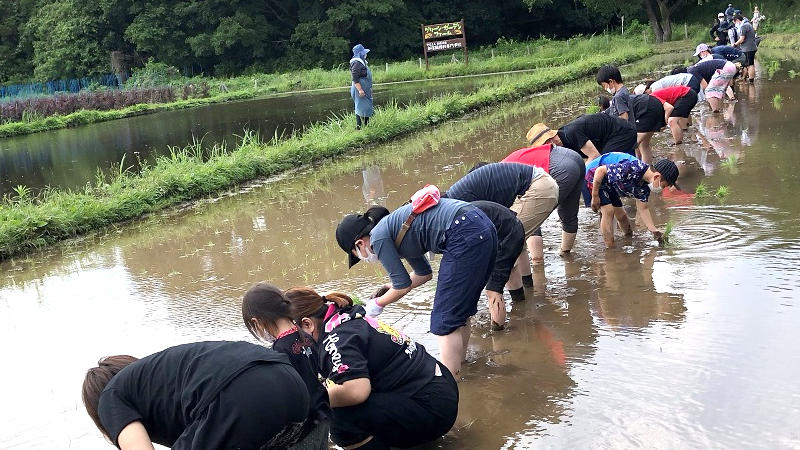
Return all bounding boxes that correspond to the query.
[242,283,331,449]
[335,199,497,378]
[285,287,458,450]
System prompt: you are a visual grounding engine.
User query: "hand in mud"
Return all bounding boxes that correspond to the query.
[591,195,601,212]
[371,284,390,299]
[652,230,664,244]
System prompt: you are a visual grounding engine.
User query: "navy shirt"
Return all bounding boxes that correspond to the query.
[370,198,468,288]
[711,45,743,61]
[688,59,728,82]
[557,113,635,154]
[446,162,540,207]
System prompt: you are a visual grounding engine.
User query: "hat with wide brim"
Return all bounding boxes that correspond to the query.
[694,43,710,56]
[526,123,558,146]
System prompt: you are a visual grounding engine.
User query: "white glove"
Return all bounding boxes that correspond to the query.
[365,298,385,317]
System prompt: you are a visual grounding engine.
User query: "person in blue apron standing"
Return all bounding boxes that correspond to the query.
[350,44,374,130]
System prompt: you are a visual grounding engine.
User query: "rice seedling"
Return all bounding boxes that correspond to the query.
[661,220,675,247]
[767,60,781,80]
[773,93,783,111]
[716,185,729,198]
[695,182,709,197]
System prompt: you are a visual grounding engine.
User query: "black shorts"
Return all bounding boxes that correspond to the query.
[744,50,757,66]
[633,95,666,133]
[330,362,459,448]
[670,89,698,118]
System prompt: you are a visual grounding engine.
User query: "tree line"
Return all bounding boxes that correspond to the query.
[0,0,793,84]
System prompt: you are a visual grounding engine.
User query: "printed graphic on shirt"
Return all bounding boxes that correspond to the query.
[322,333,349,375]
[364,316,417,358]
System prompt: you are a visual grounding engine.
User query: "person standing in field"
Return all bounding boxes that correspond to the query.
[350,44,374,130]
[733,14,758,82]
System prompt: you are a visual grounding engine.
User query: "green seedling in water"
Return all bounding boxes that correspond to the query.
[773,93,783,111]
[351,295,365,306]
[661,220,675,247]
[585,105,600,114]
[716,185,729,198]
[720,155,739,173]
[767,60,781,80]
[789,70,798,79]
[695,182,710,197]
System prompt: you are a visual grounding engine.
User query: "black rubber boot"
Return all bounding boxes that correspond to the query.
[521,274,533,288]
[510,287,526,302]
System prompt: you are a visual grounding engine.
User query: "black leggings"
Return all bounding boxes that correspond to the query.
[330,363,459,449]
[356,115,370,128]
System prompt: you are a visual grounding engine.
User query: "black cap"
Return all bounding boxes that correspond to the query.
[335,214,372,268]
[653,159,680,188]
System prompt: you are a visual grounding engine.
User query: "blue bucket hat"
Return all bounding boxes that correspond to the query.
[352,44,370,60]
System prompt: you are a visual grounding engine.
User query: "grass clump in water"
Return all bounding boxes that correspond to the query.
[715,185,729,198]
[695,182,709,197]
[661,220,675,247]
[720,155,738,173]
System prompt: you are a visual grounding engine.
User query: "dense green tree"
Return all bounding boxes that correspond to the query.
[0,0,35,83]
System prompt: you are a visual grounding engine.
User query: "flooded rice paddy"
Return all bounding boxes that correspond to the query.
[1,52,800,448]
[0,72,531,196]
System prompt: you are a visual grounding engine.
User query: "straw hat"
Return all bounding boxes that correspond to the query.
[526,123,557,146]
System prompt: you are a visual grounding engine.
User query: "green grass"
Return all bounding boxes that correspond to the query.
[0,42,667,260]
[0,33,688,139]
[715,185,729,198]
[662,220,675,247]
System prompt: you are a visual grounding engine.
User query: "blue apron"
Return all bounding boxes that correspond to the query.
[350,57,374,118]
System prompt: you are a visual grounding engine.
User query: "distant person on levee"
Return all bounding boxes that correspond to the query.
[350,44,374,130]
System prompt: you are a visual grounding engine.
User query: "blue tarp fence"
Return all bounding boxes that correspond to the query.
[0,74,122,99]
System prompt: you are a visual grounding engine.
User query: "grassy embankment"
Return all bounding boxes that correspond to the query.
[0,34,663,139]
[0,40,660,260]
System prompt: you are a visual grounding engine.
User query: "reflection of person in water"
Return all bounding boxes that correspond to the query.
[361,166,386,205]
[590,250,686,329]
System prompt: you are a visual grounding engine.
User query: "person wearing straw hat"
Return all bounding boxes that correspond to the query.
[527,116,637,162]
[350,44,374,130]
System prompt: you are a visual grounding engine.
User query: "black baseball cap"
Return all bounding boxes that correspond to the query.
[335,214,372,268]
[653,159,680,188]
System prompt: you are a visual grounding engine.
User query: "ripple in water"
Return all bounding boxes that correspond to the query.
[666,204,781,258]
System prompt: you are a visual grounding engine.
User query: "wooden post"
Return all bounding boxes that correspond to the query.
[461,18,468,66]
[526,45,530,55]
[643,30,647,44]
[684,23,688,40]
[419,57,423,69]
[621,16,625,35]
[385,62,389,72]
[491,49,494,59]
[421,24,429,70]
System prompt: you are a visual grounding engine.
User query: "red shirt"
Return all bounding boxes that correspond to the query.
[651,85,691,105]
[502,144,552,173]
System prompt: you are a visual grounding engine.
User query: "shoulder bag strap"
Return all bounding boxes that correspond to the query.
[394,212,417,247]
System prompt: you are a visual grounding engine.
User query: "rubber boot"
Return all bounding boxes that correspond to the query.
[522,274,533,288]
[509,287,525,303]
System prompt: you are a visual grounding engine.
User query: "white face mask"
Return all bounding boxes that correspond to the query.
[649,182,663,193]
[356,243,379,263]
[606,86,616,95]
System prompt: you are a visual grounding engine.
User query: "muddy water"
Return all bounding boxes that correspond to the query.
[0,72,528,196]
[2,52,800,449]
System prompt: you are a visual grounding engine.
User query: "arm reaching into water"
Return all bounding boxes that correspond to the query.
[375,272,432,308]
[581,140,602,161]
[636,200,663,241]
[591,166,609,212]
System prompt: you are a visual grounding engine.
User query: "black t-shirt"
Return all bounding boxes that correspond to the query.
[318,305,436,396]
[688,59,728,82]
[557,113,635,155]
[273,330,331,430]
[446,162,533,207]
[98,341,290,447]
[350,60,368,83]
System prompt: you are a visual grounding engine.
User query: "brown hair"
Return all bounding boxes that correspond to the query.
[242,282,292,340]
[284,287,353,321]
[82,355,139,436]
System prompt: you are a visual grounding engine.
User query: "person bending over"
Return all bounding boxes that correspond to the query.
[649,85,699,144]
[336,200,497,377]
[286,288,459,450]
[243,283,332,449]
[586,154,679,248]
[528,115,637,161]
[82,341,309,449]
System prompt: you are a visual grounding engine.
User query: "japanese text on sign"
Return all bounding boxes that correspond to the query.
[423,22,464,40]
